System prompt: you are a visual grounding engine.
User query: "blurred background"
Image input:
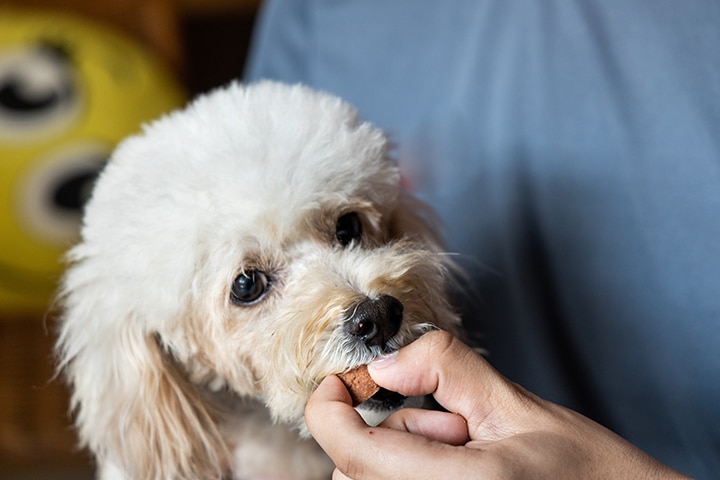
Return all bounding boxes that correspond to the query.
[0,0,260,478]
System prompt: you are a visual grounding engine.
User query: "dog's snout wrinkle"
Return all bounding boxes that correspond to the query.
[346,294,403,348]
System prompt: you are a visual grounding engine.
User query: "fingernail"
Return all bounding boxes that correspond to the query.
[369,351,398,369]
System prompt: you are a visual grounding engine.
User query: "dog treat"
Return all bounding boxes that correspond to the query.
[338,365,380,406]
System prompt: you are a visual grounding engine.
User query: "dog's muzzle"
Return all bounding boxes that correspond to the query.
[345,294,403,350]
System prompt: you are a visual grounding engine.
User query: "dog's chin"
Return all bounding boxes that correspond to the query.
[355,391,425,427]
[363,388,407,411]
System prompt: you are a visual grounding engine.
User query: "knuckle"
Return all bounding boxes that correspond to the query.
[424,329,456,353]
[424,329,465,364]
[335,454,366,480]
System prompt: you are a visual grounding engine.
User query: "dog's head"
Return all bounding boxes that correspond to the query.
[56,81,460,478]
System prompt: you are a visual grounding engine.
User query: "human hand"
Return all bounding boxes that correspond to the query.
[305,331,691,479]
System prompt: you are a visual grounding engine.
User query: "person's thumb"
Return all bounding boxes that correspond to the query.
[368,330,520,440]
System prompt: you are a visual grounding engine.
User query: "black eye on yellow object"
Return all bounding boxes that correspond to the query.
[0,43,72,111]
[230,270,269,305]
[0,41,81,140]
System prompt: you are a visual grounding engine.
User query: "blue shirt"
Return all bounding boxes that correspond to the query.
[245,2,720,478]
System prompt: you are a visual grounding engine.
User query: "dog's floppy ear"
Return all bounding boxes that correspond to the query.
[387,188,466,339]
[56,259,227,479]
[388,188,445,251]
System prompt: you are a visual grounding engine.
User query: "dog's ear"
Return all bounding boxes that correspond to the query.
[387,188,467,338]
[388,189,445,251]
[56,269,227,479]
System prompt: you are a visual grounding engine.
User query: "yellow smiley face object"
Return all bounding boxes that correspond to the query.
[0,9,185,317]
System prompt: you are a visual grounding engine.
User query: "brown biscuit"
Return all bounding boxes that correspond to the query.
[338,365,380,406]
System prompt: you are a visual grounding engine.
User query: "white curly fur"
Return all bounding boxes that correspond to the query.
[56,81,461,479]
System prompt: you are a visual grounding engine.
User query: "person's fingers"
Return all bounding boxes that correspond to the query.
[368,330,526,440]
[304,374,368,434]
[308,332,689,480]
[379,408,469,445]
[305,375,479,480]
[332,468,351,480]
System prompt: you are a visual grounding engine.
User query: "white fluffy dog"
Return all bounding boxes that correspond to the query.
[56,81,461,479]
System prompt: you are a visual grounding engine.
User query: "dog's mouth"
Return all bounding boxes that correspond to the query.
[361,387,406,411]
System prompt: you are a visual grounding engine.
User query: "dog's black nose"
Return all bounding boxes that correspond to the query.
[347,295,403,348]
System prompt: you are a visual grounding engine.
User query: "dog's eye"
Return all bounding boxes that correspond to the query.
[230,270,269,305]
[336,212,362,247]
